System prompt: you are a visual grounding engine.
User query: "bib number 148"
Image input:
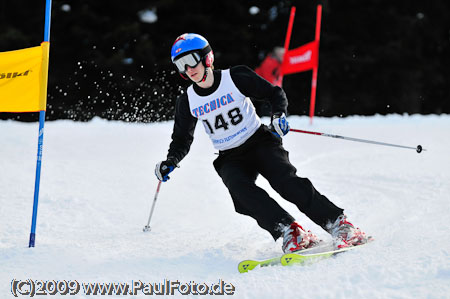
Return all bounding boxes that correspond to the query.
[202,107,243,134]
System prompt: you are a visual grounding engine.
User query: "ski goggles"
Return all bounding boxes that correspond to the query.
[173,52,202,73]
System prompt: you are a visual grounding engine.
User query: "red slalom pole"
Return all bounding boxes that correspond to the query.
[280,6,296,86]
[289,128,425,153]
[310,4,322,125]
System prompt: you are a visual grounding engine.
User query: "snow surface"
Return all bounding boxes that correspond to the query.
[1,115,450,298]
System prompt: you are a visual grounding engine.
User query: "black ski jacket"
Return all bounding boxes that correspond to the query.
[167,65,288,164]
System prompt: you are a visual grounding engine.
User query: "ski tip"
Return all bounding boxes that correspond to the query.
[238,260,258,273]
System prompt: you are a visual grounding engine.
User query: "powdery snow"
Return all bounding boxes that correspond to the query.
[1,115,450,298]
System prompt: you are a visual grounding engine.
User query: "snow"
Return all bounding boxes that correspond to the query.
[60,4,71,13]
[1,115,450,298]
[249,7,260,15]
[138,9,158,24]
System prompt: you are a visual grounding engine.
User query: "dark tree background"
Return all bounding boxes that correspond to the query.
[1,0,449,122]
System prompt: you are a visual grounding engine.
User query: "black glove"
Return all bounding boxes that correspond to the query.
[155,158,178,182]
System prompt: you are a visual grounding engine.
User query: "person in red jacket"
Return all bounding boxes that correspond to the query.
[255,47,285,87]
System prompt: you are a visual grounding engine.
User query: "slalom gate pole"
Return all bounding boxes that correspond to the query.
[29,0,52,248]
[289,128,425,153]
[29,112,46,247]
[143,181,162,232]
[280,6,296,85]
[309,4,322,125]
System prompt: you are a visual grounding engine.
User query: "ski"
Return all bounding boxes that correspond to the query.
[280,238,373,267]
[238,238,373,273]
[238,242,334,273]
[238,256,281,273]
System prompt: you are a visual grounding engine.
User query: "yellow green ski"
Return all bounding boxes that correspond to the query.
[238,239,373,273]
[238,256,281,273]
[238,243,334,273]
[280,241,370,266]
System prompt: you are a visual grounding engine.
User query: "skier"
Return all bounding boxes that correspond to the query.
[155,33,368,252]
[253,46,285,116]
[255,46,285,87]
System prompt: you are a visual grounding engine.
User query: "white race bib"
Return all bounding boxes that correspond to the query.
[187,69,261,150]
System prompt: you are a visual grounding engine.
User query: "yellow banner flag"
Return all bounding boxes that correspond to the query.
[0,42,49,112]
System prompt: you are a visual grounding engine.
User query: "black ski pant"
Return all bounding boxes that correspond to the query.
[213,125,343,240]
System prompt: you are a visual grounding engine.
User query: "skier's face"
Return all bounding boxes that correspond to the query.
[185,62,205,82]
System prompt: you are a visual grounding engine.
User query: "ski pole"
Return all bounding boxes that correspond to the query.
[289,128,425,153]
[143,181,162,232]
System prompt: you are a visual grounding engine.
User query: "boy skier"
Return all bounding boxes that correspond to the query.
[155,33,368,252]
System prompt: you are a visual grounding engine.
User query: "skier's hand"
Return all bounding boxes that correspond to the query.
[270,112,290,137]
[155,158,178,182]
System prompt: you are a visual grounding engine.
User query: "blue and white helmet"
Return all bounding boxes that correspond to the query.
[171,33,214,75]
